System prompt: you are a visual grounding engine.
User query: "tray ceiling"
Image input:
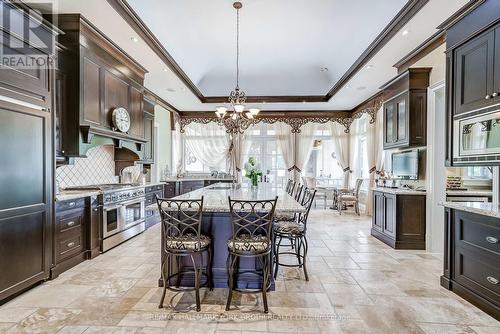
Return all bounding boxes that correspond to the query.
[125,0,407,97]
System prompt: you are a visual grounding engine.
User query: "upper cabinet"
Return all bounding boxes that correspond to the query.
[453,27,498,116]
[445,0,500,166]
[51,14,148,159]
[381,68,430,150]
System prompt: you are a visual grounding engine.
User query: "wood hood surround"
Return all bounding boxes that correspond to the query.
[51,14,149,171]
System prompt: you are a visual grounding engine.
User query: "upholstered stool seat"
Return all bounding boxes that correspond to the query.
[273,213,295,222]
[274,221,305,235]
[227,234,270,253]
[339,194,356,202]
[166,234,211,252]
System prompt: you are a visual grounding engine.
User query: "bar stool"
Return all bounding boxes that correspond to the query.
[226,196,278,313]
[285,179,295,195]
[156,197,212,312]
[273,188,316,281]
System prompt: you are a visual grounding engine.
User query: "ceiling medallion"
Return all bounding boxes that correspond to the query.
[214,1,260,134]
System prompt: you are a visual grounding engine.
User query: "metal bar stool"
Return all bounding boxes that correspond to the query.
[273,188,316,281]
[226,196,278,313]
[156,197,212,312]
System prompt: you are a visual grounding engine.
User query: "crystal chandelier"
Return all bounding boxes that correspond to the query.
[215,2,259,133]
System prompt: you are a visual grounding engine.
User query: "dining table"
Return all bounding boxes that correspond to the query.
[152,182,306,290]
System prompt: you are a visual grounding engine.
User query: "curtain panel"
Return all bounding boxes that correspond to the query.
[184,122,231,171]
[275,122,295,180]
[330,122,351,188]
[366,108,384,215]
[295,123,317,182]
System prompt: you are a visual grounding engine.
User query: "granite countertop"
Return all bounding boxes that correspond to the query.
[372,187,426,195]
[446,189,493,197]
[159,183,305,214]
[162,177,234,182]
[441,201,500,219]
[55,181,166,202]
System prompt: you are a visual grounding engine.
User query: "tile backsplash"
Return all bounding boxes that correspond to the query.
[56,145,141,188]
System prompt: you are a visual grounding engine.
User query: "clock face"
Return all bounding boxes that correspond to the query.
[112,107,131,133]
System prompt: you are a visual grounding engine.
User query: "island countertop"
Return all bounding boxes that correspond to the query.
[170,183,305,214]
[441,201,500,219]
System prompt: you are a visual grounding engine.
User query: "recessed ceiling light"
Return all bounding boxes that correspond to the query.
[402,30,409,36]
[181,87,187,92]
[345,85,350,89]
[166,88,175,92]
[131,36,139,43]
[320,67,329,72]
[366,65,373,69]
[162,68,168,72]
[357,86,367,91]
[302,100,307,104]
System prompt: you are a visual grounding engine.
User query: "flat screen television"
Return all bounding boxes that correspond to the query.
[391,150,419,180]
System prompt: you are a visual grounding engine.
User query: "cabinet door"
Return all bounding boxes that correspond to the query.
[103,70,129,131]
[372,192,384,232]
[82,57,102,126]
[384,101,396,147]
[383,194,396,238]
[494,25,500,101]
[0,102,51,300]
[454,29,495,115]
[395,94,408,144]
[143,112,154,162]
[129,87,144,138]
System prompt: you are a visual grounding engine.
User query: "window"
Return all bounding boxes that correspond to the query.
[305,125,344,187]
[464,166,492,180]
[183,124,228,173]
[242,123,287,188]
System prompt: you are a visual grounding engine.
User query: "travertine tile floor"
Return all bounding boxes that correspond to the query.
[1,210,499,333]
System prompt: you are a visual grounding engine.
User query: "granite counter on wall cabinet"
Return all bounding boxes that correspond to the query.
[441,201,500,219]
[372,187,426,195]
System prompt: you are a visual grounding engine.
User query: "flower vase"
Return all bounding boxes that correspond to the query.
[251,177,258,189]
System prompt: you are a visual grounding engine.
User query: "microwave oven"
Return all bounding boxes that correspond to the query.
[453,109,500,164]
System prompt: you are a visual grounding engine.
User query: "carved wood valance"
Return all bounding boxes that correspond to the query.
[175,97,384,134]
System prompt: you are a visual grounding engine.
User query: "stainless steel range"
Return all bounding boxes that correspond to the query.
[65,184,146,252]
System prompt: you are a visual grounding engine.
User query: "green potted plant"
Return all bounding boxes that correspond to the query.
[244,157,262,188]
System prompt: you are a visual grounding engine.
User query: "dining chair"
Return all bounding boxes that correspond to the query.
[285,179,294,195]
[156,197,212,312]
[303,176,328,209]
[273,188,316,281]
[226,196,278,313]
[337,179,363,215]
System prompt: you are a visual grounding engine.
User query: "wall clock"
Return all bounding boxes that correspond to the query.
[111,107,131,133]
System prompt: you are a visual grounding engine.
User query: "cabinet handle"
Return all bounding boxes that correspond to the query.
[68,202,75,207]
[67,242,75,248]
[66,221,75,227]
[487,276,499,285]
[93,208,98,212]
[486,236,498,244]
[493,92,498,97]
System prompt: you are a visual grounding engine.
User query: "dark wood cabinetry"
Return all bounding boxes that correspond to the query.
[0,2,54,302]
[371,190,426,249]
[145,184,163,229]
[141,98,155,163]
[442,208,500,320]
[444,1,500,166]
[381,68,430,150]
[51,199,87,278]
[52,14,148,158]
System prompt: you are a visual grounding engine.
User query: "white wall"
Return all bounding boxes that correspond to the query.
[153,104,172,182]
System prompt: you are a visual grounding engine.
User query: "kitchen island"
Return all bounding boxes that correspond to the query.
[158,183,306,290]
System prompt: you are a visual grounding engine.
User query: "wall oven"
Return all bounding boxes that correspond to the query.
[453,109,500,164]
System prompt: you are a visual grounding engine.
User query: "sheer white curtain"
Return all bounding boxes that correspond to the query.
[330,122,351,188]
[275,122,295,180]
[184,122,231,170]
[172,122,183,176]
[366,108,384,215]
[229,132,251,182]
[295,123,317,181]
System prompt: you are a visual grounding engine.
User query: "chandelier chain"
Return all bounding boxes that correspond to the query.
[236,5,240,89]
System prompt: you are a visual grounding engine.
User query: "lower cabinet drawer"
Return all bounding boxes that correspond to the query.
[454,246,500,305]
[455,211,500,255]
[57,209,84,234]
[57,234,83,261]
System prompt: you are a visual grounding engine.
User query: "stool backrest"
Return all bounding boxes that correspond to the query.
[156,197,204,250]
[228,197,278,242]
[299,189,316,230]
